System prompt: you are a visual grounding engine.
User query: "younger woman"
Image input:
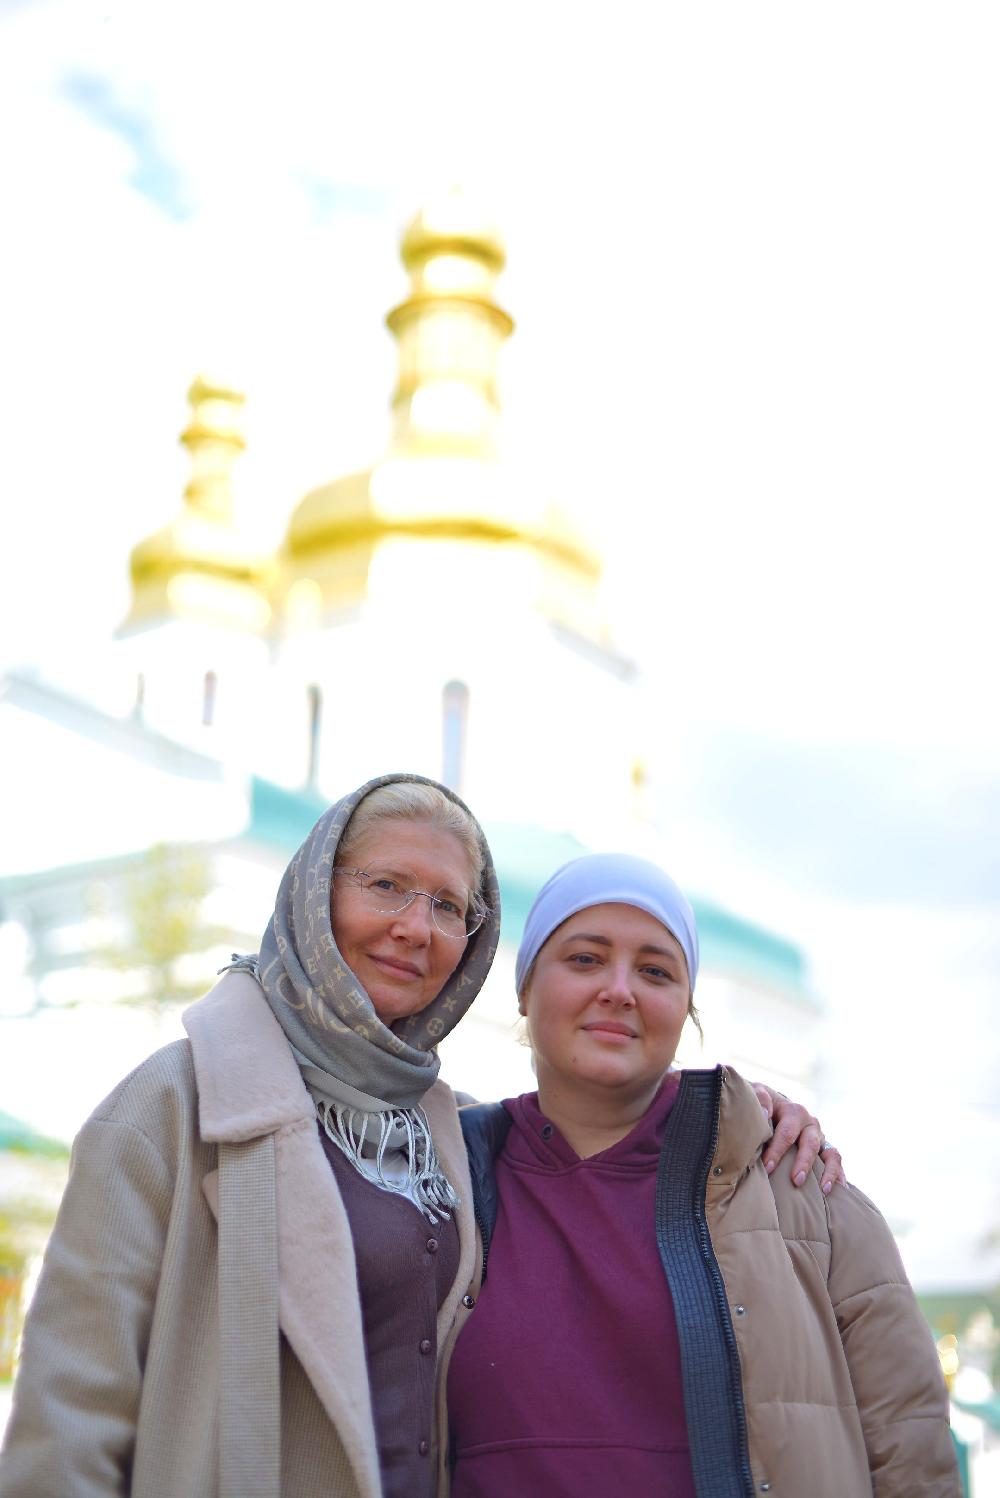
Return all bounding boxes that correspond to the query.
[447,853,959,1498]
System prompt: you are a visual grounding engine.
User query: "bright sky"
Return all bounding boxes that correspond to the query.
[2,0,998,1288]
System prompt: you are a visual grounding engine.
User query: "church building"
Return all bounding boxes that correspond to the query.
[0,193,823,1107]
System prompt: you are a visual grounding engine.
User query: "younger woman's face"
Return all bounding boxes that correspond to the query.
[523,903,691,1102]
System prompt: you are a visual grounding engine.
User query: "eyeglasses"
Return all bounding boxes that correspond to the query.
[334,867,487,939]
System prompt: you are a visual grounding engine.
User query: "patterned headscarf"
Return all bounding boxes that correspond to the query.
[249,772,500,1219]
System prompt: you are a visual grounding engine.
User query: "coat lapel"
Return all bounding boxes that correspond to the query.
[184,976,474,1498]
[272,1117,382,1498]
[185,975,381,1498]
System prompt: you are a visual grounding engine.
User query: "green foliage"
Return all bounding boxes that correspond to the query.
[93,843,231,1009]
[0,1112,69,1161]
[0,1202,52,1276]
[0,1194,63,1379]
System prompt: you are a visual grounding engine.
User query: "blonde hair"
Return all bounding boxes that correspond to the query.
[337,782,486,893]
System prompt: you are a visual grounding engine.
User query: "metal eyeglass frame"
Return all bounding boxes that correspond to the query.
[333,867,486,939]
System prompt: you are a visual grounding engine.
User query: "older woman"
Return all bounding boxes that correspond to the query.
[1,777,840,1498]
[447,853,959,1498]
[1,774,499,1498]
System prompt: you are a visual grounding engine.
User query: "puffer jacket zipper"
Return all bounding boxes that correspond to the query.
[471,1182,491,1284]
[655,1068,755,1498]
[459,1103,512,1286]
[692,1075,755,1498]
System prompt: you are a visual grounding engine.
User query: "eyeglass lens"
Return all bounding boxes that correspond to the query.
[359,873,481,937]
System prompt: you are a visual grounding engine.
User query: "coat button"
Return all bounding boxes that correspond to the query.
[712,1165,723,1176]
[419,1338,432,1355]
[760,1484,771,1492]
[734,1305,746,1317]
[462,1294,476,1309]
[418,1440,430,1457]
[426,1238,439,1254]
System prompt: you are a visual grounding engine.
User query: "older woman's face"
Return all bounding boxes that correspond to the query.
[332,821,475,1025]
[523,903,691,1102]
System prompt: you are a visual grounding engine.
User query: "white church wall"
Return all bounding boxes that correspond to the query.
[270,536,639,835]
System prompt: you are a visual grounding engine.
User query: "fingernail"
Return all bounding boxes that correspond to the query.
[794,1170,806,1187]
[765,1158,776,1174]
[822,1180,833,1196]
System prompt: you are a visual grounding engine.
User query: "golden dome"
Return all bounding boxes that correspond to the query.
[278,199,604,643]
[400,189,506,275]
[121,375,271,633]
[179,375,246,462]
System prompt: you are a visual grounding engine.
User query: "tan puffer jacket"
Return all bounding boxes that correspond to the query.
[448,1066,960,1498]
[707,1067,958,1497]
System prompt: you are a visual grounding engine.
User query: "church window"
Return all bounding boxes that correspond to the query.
[442,680,469,794]
[307,684,322,788]
[202,670,217,727]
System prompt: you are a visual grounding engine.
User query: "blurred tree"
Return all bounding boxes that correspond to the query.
[93,843,230,1010]
[0,1199,62,1380]
[0,1116,70,1380]
[0,1213,31,1381]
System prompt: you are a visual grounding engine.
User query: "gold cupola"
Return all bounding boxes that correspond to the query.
[387,192,513,459]
[279,192,603,639]
[122,376,271,633]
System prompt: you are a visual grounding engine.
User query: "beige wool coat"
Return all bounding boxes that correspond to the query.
[0,972,479,1498]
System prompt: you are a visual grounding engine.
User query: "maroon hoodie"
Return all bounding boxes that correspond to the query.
[447,1077,696,1498]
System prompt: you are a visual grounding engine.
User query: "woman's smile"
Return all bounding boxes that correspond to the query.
[368,952,424,979]
[582,1019,638,1040]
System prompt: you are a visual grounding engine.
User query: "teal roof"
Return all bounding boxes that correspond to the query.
[953,1392,1000,1434]
[0,778,320,892]
[246,777,330,850]
[0,766,815,1005]
[0,846,158,896]
[484,821,592,937]
[238,791,815,1004]
[483,821,816,1007]
[918,1289,1000,1333]
[693,900,814,1005]
[0,1110,70,1158]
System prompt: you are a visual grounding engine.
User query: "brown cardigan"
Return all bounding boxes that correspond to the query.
[0,973,478,1498]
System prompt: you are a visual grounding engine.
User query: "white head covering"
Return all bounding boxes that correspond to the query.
[514,852,699,997]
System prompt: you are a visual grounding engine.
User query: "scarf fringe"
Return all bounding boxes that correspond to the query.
[218,954,460,1225]
[218,953,260,978]
[316,1099,460,1225]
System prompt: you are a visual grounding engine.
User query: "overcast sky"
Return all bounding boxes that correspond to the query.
[2,0,998,1287]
